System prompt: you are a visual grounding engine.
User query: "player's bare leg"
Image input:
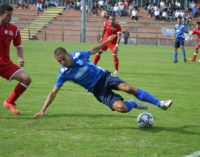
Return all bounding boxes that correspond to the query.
[112,100,147,113]
[188,47,198,62]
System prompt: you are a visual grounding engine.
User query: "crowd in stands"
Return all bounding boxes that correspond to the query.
[64,0,140,21]
[14,0,200,23]
[145,0,199,24]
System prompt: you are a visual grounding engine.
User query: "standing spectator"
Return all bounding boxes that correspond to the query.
[0,4,32,114]
[93,14,122,75]
[123,28,130,44]
[173,16,189,63]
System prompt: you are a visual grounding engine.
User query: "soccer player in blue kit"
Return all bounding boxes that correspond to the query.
[33,35,172,118]
[173,16,188,63]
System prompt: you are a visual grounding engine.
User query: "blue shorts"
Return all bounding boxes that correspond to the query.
[93,71,125,110]
[174,38,185,48]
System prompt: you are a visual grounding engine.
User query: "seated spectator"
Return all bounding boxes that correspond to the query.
[36,0,43,15]
[161,9,168,21]
[154,7,160,20]
[113,4,121,16]
[167,6,174,20]
[191,4,198,18]
[119,1,125,16]
[123,0,129,15]
[180,10,185,18]
[16,0,29,9]
[75,0,81,10]
[131,7,138,21]
[106,1,113,15]
[174,9,181,20]
[98,0,104,10]
[48,0,58,7]
[160,0,165,11]
[175,0,180,9]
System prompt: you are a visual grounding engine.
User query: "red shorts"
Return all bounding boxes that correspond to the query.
[100,41,118,55]
[0,63,21,80]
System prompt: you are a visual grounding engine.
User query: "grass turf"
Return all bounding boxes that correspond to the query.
[0,41,200,157]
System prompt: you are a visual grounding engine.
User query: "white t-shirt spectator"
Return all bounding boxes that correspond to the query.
[131,9,138,17]
[154,9,160,16]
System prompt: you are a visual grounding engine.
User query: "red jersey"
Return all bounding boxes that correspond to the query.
[102,21,122,44]
[192,28,200,38]
[0,23,21,66]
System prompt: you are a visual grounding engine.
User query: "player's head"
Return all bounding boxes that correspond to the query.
[177,16,182,24]
[109,14,116,25]
[0,4,13,25]
[196,21,200,29]
[54,47,73,67]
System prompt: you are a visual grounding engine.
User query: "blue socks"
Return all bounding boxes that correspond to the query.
[173,50,187,61]
[135,89,160,107]
[174,51,178,61]
[182,50,186,60]
[124,100,137,112]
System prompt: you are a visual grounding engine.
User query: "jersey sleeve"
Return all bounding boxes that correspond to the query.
[80,51,91,60]
[54,71,66,88]
[13,28,22,47]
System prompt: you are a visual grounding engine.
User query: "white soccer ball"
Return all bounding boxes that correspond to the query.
[136,112,154,128]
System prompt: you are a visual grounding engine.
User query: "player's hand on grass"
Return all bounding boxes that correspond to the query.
[32,110,45,119]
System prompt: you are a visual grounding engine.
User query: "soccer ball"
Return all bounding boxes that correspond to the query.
[136,112,154,128]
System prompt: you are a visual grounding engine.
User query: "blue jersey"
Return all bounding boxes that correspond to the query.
[55,51,105,92]
[175,24,188,39]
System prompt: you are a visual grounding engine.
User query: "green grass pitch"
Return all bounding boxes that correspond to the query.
[0,41,200,157]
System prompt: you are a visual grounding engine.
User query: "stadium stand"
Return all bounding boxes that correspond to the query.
[12,4,198,46]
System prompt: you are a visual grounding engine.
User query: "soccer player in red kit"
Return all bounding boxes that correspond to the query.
[188,21,200,62]
[0,4,31,114]
[93,14,122,75]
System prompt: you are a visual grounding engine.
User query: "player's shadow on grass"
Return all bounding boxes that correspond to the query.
[46,113,135,119]
[146,125,200,136]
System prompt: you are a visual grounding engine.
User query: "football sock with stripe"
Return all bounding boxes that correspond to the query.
[135,89,160,107]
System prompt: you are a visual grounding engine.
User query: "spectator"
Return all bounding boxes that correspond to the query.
[131,7,138,21]
[161,8,168,21]
[154,7,160,20]
[123,28,130,44]
[36,0,43,15]
[113,4,120,16]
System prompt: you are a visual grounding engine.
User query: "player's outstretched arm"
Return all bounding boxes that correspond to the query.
[90,34,116,55]
[32,87,60,118]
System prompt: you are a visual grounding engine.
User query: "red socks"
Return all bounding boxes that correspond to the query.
[93,54,101,65]
[114,57,119,71]
[6,83,27,104]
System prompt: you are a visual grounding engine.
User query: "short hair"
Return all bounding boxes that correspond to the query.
[54,47,68,56]
[0,4,13,15]
[177,16,182,20]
